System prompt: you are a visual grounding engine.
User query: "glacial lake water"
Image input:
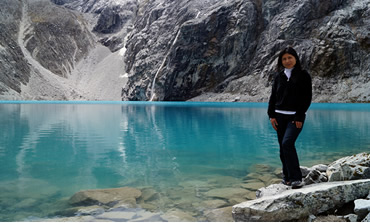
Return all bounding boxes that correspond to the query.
[0,101,369,221]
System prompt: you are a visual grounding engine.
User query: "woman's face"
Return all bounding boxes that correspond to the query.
[281,53,296,69]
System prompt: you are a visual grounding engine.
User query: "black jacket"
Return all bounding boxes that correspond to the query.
[267,68,312,122]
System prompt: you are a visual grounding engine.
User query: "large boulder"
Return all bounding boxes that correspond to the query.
[69,187,142,208]
[232,179,370,222]
[327,153,370,181]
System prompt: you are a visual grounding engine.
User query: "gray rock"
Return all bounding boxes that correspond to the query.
[255,183,290,199]
[204,206,233,222]
[96,211,137,221]
[362,212,370,222]
[69,187,142,207]
[204,187,251,200]
[121,0,370,103]
[354,199,370,220]
[161,208,196,222]
[0,0,31,94]
[232,179,370,222]
[312,164,329,173]
[304,169,328,186]
[344,214,359,222]
[327,153,370,181]
[300,166,312,178]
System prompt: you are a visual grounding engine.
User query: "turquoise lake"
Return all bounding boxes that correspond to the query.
[0,101,369,221]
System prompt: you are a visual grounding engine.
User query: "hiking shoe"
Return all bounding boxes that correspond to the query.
[291,181,303,189]
[281,179,291,186]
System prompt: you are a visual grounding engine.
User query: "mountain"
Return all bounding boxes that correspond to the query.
[0,0,369,102]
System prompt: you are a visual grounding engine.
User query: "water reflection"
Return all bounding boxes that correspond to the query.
[0,102,369,221]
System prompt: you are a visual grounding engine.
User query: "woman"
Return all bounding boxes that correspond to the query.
[267,47,312,189]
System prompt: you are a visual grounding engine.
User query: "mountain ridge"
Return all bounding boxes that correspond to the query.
[0,0,369,102]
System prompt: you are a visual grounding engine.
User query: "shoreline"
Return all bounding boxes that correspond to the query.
[22,152,369,222]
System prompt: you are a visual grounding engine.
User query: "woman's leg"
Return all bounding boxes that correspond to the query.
[276,114,304,182]
[276,114,289,181]
[281,121,303,181]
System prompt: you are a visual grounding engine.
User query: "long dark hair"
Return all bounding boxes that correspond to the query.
[277,47,302,71]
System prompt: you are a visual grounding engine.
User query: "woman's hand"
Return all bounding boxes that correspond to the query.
[270,118,278,131]
[294,121,303,129]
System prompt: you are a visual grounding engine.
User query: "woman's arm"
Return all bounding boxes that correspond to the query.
[294,70,312,122]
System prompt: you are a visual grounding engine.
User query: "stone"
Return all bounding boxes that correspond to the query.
[161,208,196,222]
[313,215,346,222]
[96,211,137,221]
[307,214,316,222]
[228,197,248,206]
[130,210,162,222]
[41,215,96,222]
[354,199,370,220]
[300,166,312,178]
[139,188,159,202]
[233,179,370,222]
[204,187,251,200]
[303,169,328,185]
[75,205,105,216]
[312,164,329,173]
[240,182,265,191]
[257,174,276,186]
[204,206,233,222]
[249,164,274,173]
[327,153,370,181]
[255,183,290,199]
[361,212,370,222]
[69,187,142,207]
[344,214,359,222]
[203,199,228,209]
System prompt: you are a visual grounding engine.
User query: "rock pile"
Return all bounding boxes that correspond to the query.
[233,152,370,222]
[37,153,369,222]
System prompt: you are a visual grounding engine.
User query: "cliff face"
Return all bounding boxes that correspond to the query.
[0,0,31,95]
[122,0,370,102]
[0,0,369,102]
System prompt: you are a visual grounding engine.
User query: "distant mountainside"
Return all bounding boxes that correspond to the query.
[0,0,369,102]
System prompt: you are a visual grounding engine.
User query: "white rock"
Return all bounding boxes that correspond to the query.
[96,211,136,220]
[354,199,370,219]
[233,179,370,222]
[256,183,290,198]
[327,153,370,181]
[311,164,328,172]
[344,213,359,222]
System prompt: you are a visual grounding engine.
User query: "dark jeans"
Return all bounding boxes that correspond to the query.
[276,113,304,182]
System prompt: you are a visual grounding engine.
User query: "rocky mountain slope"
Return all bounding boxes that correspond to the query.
[0,0,369,102]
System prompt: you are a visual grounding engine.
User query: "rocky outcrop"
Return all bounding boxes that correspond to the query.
[0,0,31,95]
[234,153,370,222]
[24,0,95,78]
[122,0,370,102]
[232,179,370,222]
[51,0,139,51]
[0,0,97,100]
[327,152,370,181]
[1,0,369,102]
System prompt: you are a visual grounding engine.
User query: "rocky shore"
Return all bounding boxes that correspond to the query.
[37,152,370,222]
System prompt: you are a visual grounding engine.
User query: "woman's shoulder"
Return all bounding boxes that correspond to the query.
[301,69,311,79]
[296,69,311,78]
